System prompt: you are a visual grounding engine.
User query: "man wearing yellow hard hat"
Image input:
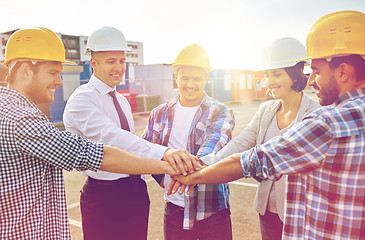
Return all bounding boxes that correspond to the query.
[174,11,365,239]
[0,27,185,239]
[143,44,235,240]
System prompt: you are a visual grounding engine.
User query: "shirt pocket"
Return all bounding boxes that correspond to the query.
[152,122,165,131]
[151,122,166,141]
[195,122,207,145]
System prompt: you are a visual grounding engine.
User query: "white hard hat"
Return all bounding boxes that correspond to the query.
[86,26,131,54]
[256,37,306,71]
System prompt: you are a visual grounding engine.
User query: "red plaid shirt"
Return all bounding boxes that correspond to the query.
[241,88,365,239]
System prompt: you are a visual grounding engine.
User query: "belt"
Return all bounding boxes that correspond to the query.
[86,176,132,186]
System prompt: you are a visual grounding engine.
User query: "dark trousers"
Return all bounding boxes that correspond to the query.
[80,177,150,240]
[259,210,283,240]
[164,202,232,240]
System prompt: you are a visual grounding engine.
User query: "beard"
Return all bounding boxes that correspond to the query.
[318,75,340,106]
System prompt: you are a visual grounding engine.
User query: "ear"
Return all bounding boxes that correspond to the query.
[337,63,352,83]
[90,57,97,69]
[18,62,34,83]
[174,71,179,85]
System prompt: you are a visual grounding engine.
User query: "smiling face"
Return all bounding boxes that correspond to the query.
[176,66,207,107]
[308,59,340,106]
[264,68,297,99]
[25,61,63,104]
[91,51,126,87]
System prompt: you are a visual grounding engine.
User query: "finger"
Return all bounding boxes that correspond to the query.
[179,184,187,195]
[196,160,204,169]
[173,153,188,176]
[188,155,200,172]
[171,180,182,194]
[187,184,196,195]
[163,149,180,174]
[164,156,180,174]
[179,151,195,174]
[191,156,200,171]
[160,176,165,188]
[166,179,176,195]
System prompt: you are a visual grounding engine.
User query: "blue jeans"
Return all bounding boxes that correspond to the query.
[164,202,232,240]
[80,177,150,240]
[259,210,283,240]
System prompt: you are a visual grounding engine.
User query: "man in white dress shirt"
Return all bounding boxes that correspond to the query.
[63,27,198,240]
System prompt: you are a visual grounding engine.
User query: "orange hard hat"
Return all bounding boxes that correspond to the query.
[172,44,212,72]
[4,27,66,68]
[300,10,365,61]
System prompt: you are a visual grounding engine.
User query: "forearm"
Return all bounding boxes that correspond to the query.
[198,153,243,183]
[100,145,174,175]
[179,153,244,185]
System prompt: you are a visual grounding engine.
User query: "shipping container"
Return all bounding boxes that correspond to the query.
[136,95,160,112]
[205,69,233,102]
[231,70,255,101]
[49,64,84,123]
[129,64,179,104]
[253,71,268,98]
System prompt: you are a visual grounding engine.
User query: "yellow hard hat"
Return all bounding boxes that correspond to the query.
[300,10,365,61]
[4,27,66,68]
[172,44,212,72]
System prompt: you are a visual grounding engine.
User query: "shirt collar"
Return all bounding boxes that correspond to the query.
[334,88,365,106]
[0,86,39,110]
[166,92,210,109]
[89,74,115,95]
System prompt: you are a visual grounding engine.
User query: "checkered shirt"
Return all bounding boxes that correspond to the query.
[240,88,365,239]
[0,87,103,239]
[143,93,235,229]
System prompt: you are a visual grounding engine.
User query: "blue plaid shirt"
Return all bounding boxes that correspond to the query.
[240,88,365,239]
[0,87,103,240]
[143,93,235,229]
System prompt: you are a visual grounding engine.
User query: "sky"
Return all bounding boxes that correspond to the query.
[0,0,364,69]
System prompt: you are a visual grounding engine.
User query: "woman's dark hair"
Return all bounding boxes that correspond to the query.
[284,61,307,92]
[328,54,365,82]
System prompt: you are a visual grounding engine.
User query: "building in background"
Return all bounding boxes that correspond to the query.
[0,29,270,122]
[129,64,177,104]
[0,30,13,63]
[129,64,268,106]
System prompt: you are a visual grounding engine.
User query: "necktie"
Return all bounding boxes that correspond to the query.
[108,91,141,184]
[108,91,130,131]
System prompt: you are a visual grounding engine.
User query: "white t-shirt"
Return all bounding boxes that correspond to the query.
[164,101,199,207]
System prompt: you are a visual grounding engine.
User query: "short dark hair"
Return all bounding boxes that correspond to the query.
[284,61,307,92]
[328,54,365,82]
[5,61,41,84]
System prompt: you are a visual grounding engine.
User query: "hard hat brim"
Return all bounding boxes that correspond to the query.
[297,53,365,62]
[85,47,132,55]
[63,61,77,66]
[254,60,308,72]
[173,64,212,72]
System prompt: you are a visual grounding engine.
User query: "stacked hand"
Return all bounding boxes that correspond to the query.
[161,149,204,195]
[162,149,201,175]
[168,160,207,196]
